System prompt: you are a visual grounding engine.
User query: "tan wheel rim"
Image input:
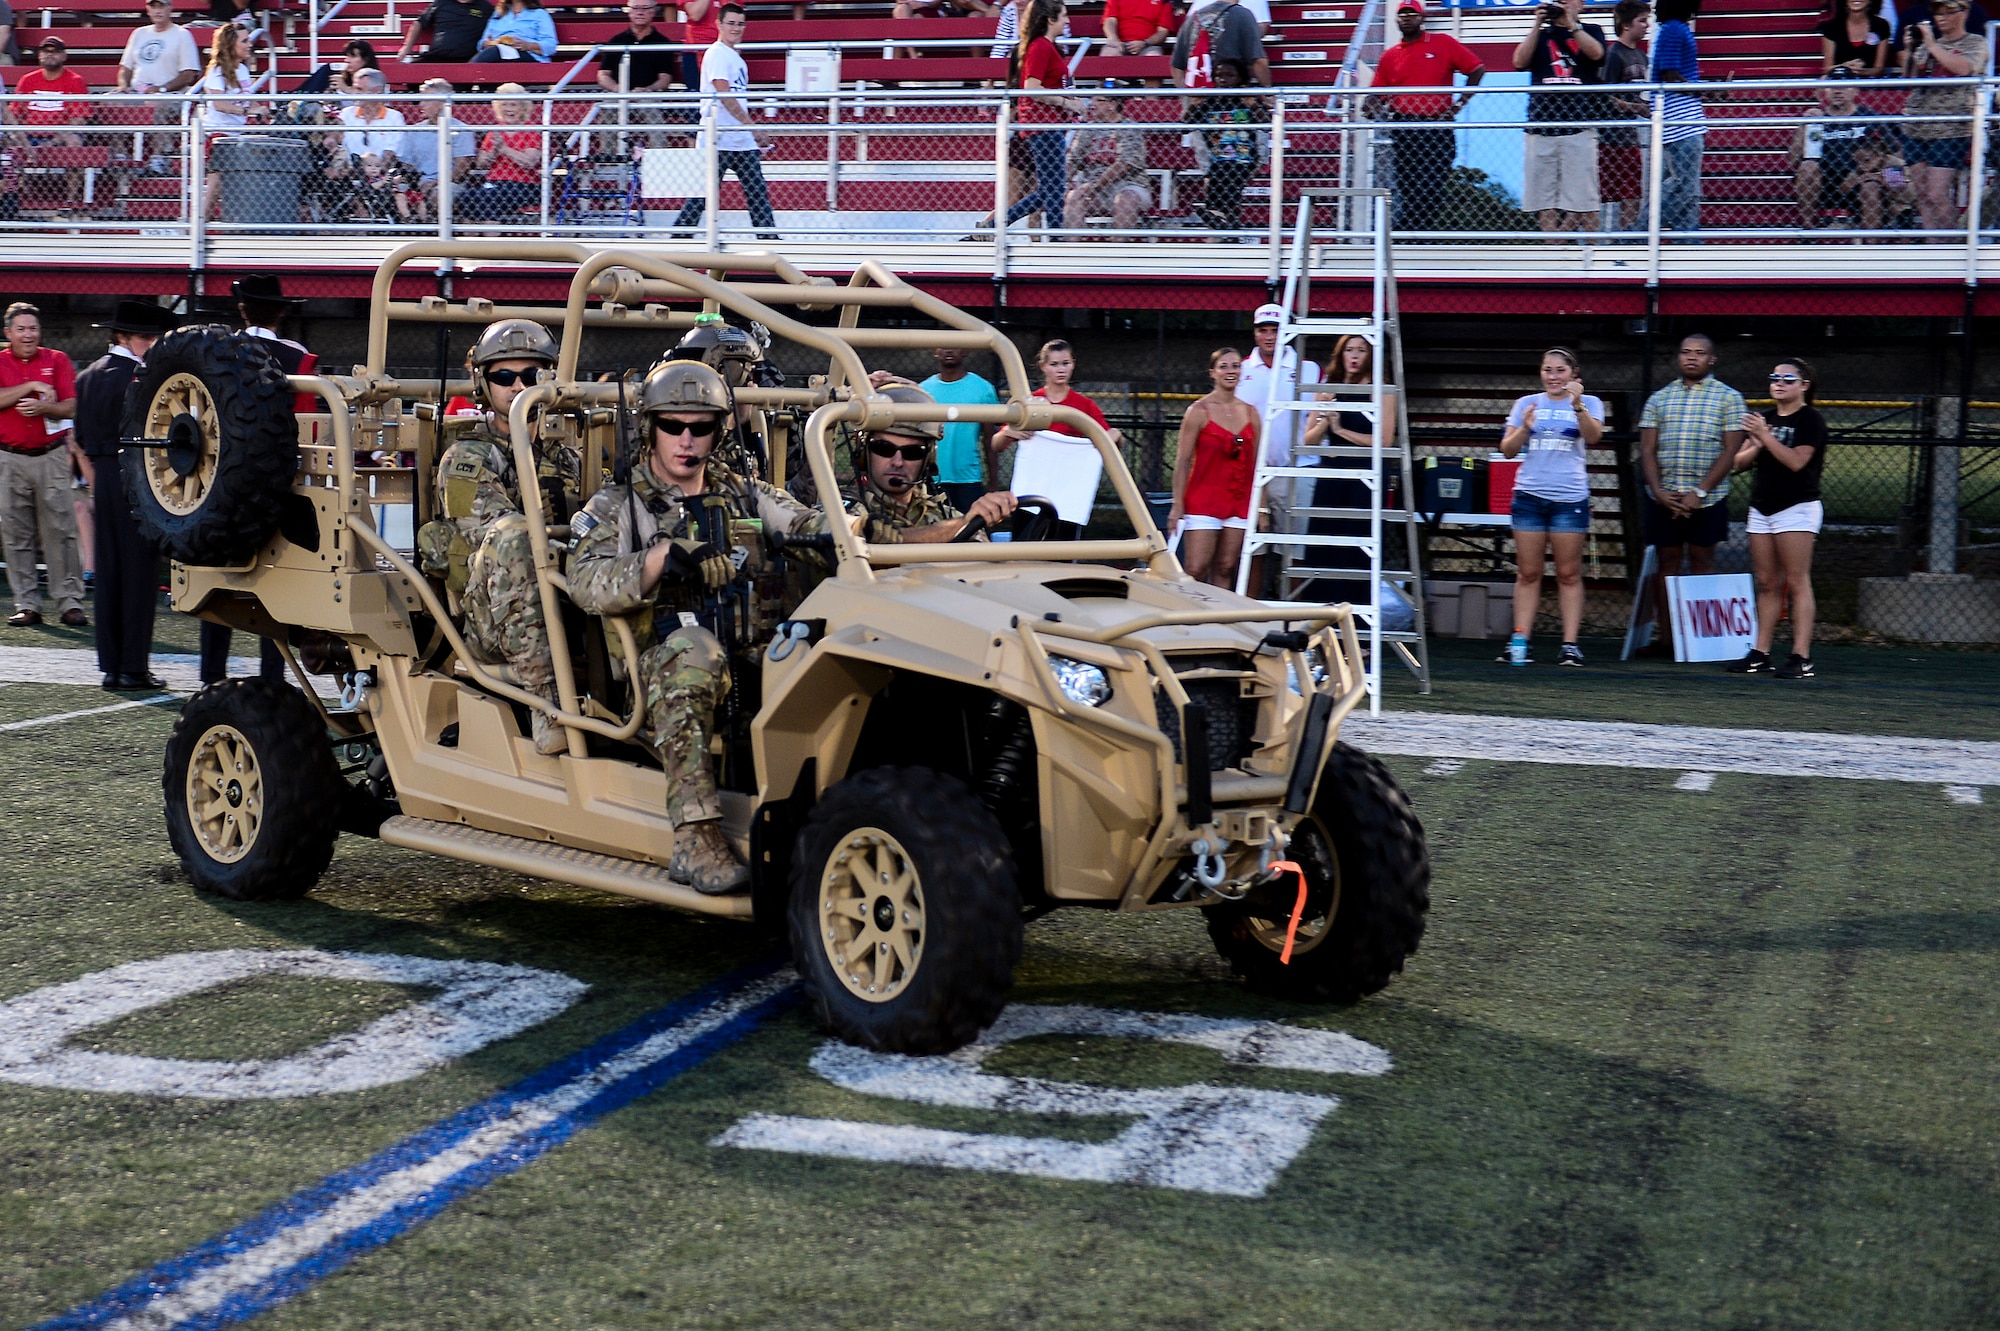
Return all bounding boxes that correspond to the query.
[144,372,222,516]
[185,723,264,863]
[818,827,925,1004]
[1247,815,1340,958]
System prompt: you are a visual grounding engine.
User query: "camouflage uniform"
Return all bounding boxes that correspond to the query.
[850,478,965,535]
[569,460,882,827]
[417,420,581,698]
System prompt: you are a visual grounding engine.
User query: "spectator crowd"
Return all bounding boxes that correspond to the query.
[0,0,1993,237]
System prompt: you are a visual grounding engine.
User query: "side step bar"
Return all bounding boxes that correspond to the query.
[378,815,756,919]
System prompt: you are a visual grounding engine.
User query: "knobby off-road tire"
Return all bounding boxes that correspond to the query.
[1205,741,1429,1003]
[164,678,344,901]
[789,766,1022,1055]
[122,325,298,566]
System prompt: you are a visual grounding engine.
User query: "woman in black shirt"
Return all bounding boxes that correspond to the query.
[1728,357,1828,678]
[1819,0,1893,75]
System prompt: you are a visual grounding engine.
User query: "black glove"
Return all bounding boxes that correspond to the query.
[669,537,734,591]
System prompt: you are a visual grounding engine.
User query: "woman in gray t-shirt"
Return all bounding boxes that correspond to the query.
[1498,346,1604,666]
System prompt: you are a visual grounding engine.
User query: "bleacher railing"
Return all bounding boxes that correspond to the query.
[0,76,1994,278]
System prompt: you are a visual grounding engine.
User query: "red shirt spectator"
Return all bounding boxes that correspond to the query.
[14,67,90,129]
[681,0,718,48]
[1103,0,1175,51]
[1035,384,1108,437]
[0,342,77,449]
[480,128,540,182]
[1370,17,1482,119]
[1014,33,1070,124]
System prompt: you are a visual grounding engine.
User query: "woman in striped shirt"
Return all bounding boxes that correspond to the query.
[1652,0,1706,237]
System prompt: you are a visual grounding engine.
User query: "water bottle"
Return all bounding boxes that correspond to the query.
[1507,632,1528,666]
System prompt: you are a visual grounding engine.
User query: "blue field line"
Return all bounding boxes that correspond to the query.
[29,957,801,1331]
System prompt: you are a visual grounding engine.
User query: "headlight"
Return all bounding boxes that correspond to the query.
[1049,655,1112,708]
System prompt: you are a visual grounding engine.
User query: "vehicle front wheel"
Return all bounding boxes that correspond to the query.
[1204,741,1429,1002]
[163,677,344,901]
[788,766,1022,1054]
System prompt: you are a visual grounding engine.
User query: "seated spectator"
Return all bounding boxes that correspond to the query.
[7,38,89,209]
[401,78,477,220]
[464,83,542,219]
[472,0,557,64]
[598,0,682,144]
[1791,73,1902,230]
[1819,0,1892,76]
[118,0,204,174]
[398,0,494,64]
[200,0,264,29]
[1103,0,1175,53]
[892,0,1000,23]
[9,38,90,150]
[1063,95,1151,232]
[329,67,407,218]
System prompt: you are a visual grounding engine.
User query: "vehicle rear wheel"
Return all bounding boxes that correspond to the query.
[164,678,343,901]
[1204,742,1429,1002]
[122,325,298,566]
[788,766,1021,1054]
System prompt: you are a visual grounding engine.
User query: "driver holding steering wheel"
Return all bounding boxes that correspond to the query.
[850,385,1019,543]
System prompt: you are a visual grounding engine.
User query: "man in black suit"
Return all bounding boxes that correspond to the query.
[197,273,307,685]
[76,300,176,691]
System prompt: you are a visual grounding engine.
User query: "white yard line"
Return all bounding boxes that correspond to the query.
[1945,785,1985,805]
[0,646,339,700]
[1343,711,2000,789]
[0,696,176,732]
[1674,771,1718,792]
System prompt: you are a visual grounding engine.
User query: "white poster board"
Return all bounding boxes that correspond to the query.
[1008,430,1104,527]
[639,146,703,201]
[1666,573,1758,662]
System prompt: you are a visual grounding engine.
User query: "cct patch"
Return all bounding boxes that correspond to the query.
[717,1004,1392,1197]
[0,950,587,1100]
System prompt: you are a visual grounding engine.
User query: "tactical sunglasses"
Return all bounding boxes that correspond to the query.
[483,366,547,387]
[867,438,933,462]
[655,416,720,439]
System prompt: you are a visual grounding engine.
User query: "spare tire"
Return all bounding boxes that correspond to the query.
[122,325,299,566]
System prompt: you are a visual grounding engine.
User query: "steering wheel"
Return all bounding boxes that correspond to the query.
[1006,496,1061,543]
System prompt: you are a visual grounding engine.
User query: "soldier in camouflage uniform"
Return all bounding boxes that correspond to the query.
[416,319,581,756]
[567,361,874,895]
[848,385,1019,542]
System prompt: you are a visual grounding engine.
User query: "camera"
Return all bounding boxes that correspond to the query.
[1541,3,1565,22]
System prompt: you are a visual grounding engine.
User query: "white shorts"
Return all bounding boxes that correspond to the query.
[1747,499,1824,535]
[1182,514,1251,531]
[1523,129,1601,214]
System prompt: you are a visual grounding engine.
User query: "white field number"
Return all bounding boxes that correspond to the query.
[717,1004,1392,1197]
[0,950,586,1099]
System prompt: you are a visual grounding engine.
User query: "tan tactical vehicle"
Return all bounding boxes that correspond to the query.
[135,243,1428,1054]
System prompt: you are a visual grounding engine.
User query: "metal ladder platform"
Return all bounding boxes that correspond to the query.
[1236,188,1429,714]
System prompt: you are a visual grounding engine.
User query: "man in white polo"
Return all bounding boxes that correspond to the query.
[1237,301,1320,595]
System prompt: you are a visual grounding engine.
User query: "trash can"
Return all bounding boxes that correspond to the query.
[211,135,311,230]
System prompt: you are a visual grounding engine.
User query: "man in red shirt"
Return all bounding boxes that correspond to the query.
[1366,0,1484,230]
[0,302,85,627]
[1105,0,1175,53]
[10,38,91,145]
[9,39,93,208]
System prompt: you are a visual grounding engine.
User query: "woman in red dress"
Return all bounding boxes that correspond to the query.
[1170,347,1262,588]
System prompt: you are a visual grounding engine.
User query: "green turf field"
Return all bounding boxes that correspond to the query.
[2,641,1996,1330]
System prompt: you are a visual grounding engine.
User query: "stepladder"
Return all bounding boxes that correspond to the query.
[1234,188,1429,714]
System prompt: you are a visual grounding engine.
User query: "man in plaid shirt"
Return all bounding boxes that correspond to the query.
[1638,332,1745,650]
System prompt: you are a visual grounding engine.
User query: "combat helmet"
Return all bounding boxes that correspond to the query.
[638,359,734,424]
[469,319,558,396]
[668,313,762,388]
[871,384,945,444]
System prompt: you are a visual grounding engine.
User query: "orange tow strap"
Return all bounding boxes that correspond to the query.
[1268,859,1306,964]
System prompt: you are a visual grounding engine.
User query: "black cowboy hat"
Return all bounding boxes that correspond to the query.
[229,273,305,305]
[91,299,177,335]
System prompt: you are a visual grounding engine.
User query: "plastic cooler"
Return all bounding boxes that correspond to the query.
[1487,454,1521,514]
